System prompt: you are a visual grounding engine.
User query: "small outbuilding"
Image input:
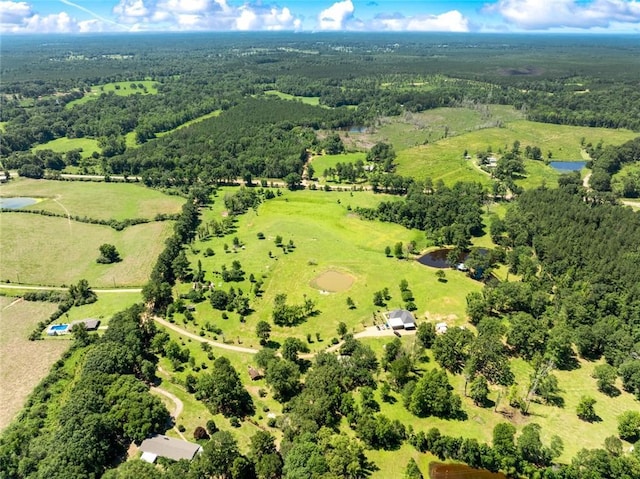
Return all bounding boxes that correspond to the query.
[436,322,448,334]
[139,434,202,463]
[386,309,416,330]
[248,366,263,381]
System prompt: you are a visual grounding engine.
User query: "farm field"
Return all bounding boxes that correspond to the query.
[0,296,68,431]
[33,137,100,159]
[66,80,158,108]
[0,177,184,220]
[395,120,637,187]
[0,215,173,287]
[311,151,368,181]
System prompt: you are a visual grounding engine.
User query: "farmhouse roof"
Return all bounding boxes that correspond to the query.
[71,319,100,331]
[139,435,202,462]
[389,309,415,325]
[248,366,263,380]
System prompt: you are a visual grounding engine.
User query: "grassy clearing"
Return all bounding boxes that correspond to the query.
[156,110,222,138]
[0,297,68,431]
[264,90,322,106]
[66,80,158,108]
[62,291,142,324]
[311,151,368,181]
[375,106,524,152]
[0,177,184,220]
[0,215,173,287]
[395,120,636,187]
[175,188,483,351]
[33,137,100,159]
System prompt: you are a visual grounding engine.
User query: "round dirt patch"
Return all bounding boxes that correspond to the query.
[310,270,354,293]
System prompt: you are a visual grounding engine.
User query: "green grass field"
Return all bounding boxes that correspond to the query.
[33,137,100,159]
[264,90,322,106]
[0,177,184,221]
[66,80,158,108]
[395,120,637,187]
[0,215,173,287]
[311,152,368,181]
[173,188,483,352]
[374,105,525,151]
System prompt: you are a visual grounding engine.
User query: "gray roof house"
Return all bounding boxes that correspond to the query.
[71,318,101,331]
[139,434,202,463]
[386,309,416,330]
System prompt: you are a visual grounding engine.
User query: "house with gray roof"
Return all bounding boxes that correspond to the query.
[386,309,416,330]
[139,434,202,463]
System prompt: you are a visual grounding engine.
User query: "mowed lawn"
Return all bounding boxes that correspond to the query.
[33,137,100,159]
[0,215,174,287]
[175,188,484,351]
[0,178,184,220]
[0,297,68,431]
[396,120,637,188]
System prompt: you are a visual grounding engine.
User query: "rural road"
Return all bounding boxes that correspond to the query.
[154,315,414,359]
[153,316,258,355]
[0,284,142,293]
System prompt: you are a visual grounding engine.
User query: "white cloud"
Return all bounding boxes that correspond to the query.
[318,0,355,30]
[372,10,470,32]
[1,1,111,33]
[0,1,32,24]
[488,0,640,30]
[112,0,302,31]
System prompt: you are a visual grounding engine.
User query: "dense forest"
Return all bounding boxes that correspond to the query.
[2,33,640,479]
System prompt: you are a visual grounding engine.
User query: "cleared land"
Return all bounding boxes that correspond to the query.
[175,188,483,351]
[33,137,100,159]
[0,215,173,287]
[0,178,184,220]
[0,297,68,431]
[66,80,158,108]
[395,120,637,187]
[264,90,322,106]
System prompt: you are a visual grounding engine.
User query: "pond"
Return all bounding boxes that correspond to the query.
[429,462,507,479]
[339,125,368,133]
[417,248,489,270]
[0,197,38,209]
[417,248,456,268]
[549,161,586,172]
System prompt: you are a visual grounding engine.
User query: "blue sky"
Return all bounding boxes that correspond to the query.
[1,0,640,34]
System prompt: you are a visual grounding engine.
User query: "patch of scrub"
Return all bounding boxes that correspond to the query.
[310,269,355,293]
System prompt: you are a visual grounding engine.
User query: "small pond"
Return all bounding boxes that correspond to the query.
[430,462,507,479]
[417,248,457,268]
[340,125,367,133]
[418,248,489,269]
[549,161,586,172]
[0,197,38,209]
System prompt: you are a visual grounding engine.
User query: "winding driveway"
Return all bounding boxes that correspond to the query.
[150,386,187,441]
[153,315,415,359]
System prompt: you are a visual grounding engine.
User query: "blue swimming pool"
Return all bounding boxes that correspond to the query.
[49,324,69,334]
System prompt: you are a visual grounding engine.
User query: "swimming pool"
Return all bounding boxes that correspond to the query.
[48,324,69,335]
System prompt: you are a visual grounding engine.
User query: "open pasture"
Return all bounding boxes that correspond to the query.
[0,215,173,287]
[33,137,100,159]
[0,297,68,431]
[374,105,524,151]
[178,188,483,350]
[395,120,637,187]
[311,151,367,181]
[0,177,184,220]
[66,80,158,108]
[264,90,322,106]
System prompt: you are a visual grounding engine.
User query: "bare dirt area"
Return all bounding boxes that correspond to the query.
[309,269,355,293]
[0,297,70,431]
